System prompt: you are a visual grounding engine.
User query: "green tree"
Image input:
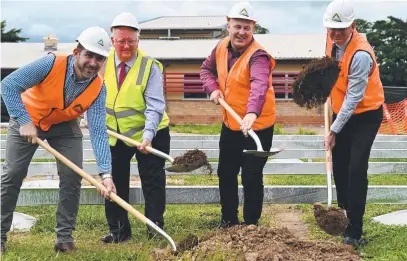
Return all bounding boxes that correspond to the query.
[254,24,269,34]
[1,20,29,42]
[356,16,407,86]
[219,23,269,38]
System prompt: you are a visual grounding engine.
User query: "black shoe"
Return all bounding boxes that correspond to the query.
[101,233,118,243]
[147,221,164,240]
[1,241,5,255]
[218,220,240,229]
[343,237,368,247]
[101,233,131,243]
[54,241,75,252]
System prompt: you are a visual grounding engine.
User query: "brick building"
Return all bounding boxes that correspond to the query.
[1,16,328,125]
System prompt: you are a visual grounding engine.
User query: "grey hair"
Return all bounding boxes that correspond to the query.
[111,27,140,39]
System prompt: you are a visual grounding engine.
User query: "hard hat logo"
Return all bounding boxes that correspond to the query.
[332,13,342,22]
[73,104,84,113]
[98,39,104,46]
[239,8,249,17]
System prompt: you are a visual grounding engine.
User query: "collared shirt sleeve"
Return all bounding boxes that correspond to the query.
[200,45,219,95]
[0,54,55,125]
[331,51,373,133]
[142,63,166,142]
[86,84,112,173]
[247,50,271,116]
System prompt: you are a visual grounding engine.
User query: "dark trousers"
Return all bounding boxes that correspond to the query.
[104,127,170,236]
[332,106,383,239]
[218,123,274,224]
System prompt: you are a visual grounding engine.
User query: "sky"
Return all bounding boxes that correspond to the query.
[1,0,407,42]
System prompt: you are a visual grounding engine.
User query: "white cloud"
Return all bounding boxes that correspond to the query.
[26,24,55,37]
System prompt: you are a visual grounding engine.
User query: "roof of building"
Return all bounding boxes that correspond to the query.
[1,34,327,68]
[139,15,226,30]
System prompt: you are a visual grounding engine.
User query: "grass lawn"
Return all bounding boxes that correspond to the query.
[2,204,407,260]
[298,204,407,261]
[166,174,407,186]
[169,124,317,135]
[308,158,407,163]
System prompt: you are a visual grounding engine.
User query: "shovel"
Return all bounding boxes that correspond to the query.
[36,139,177,251]
[312,101,348,236]
[107,130,203,173]
[218,98,282,157]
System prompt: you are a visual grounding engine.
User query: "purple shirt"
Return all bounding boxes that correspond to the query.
[200,38,271,115]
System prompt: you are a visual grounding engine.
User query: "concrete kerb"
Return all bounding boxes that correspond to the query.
[2,148,405,160]
[19,162,407,176]
[16,185,407,206]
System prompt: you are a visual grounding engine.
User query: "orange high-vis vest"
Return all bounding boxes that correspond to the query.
[21,55,103,131]
[326,30,384,114]
[216,37,276,131]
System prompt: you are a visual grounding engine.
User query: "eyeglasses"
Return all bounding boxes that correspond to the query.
[116,39,138,46]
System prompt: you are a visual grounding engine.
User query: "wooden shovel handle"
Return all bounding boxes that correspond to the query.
[36,138,177,251]
[106,130,174,163]
[218,98,243,124]
[324,101,333,173]
[36,139,148,223]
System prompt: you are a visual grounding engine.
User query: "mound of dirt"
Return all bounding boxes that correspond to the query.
[153,225,360,261]
[313,203,349,236]
[173,149,213,174]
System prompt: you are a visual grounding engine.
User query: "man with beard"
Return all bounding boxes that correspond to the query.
[200,2,276,228]
[323,0,384,247]
[101,12,170,243]
[1,26,116,254]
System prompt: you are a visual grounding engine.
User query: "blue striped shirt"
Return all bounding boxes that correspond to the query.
[1,54,111,173]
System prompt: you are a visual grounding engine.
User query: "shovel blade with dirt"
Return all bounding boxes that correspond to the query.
[107,130,212,174]
[312,102,348,236]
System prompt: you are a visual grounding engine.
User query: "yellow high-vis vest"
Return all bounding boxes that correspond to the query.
[104,48,170,146]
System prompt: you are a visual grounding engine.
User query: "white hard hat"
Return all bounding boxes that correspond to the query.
[110,12,140,32]
[76,26,110,57]
[323,0,356,29]
[227,2,257,22]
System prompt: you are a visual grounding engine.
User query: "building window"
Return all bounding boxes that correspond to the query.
[273,72,297,100]
[183,73,208,99]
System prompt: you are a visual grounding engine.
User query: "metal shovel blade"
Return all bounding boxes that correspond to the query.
[243,147,282,157]
[165,164,202,173]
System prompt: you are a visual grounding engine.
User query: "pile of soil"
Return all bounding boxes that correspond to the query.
[173,149,213,174]
[292,56,340,110]
[313,203,349,236]
[153,225,360,261]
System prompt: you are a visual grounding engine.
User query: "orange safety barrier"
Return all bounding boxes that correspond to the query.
[379,99,407,135]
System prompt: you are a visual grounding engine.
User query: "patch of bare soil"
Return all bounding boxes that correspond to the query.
[153,225,360,260]
[273,205,309,239]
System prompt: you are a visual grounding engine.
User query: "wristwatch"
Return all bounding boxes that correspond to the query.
[99,173,112,180]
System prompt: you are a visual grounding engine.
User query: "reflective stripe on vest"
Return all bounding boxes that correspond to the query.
[104,48,169,146]
[326,30,384,114]
[215,37,276,131]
